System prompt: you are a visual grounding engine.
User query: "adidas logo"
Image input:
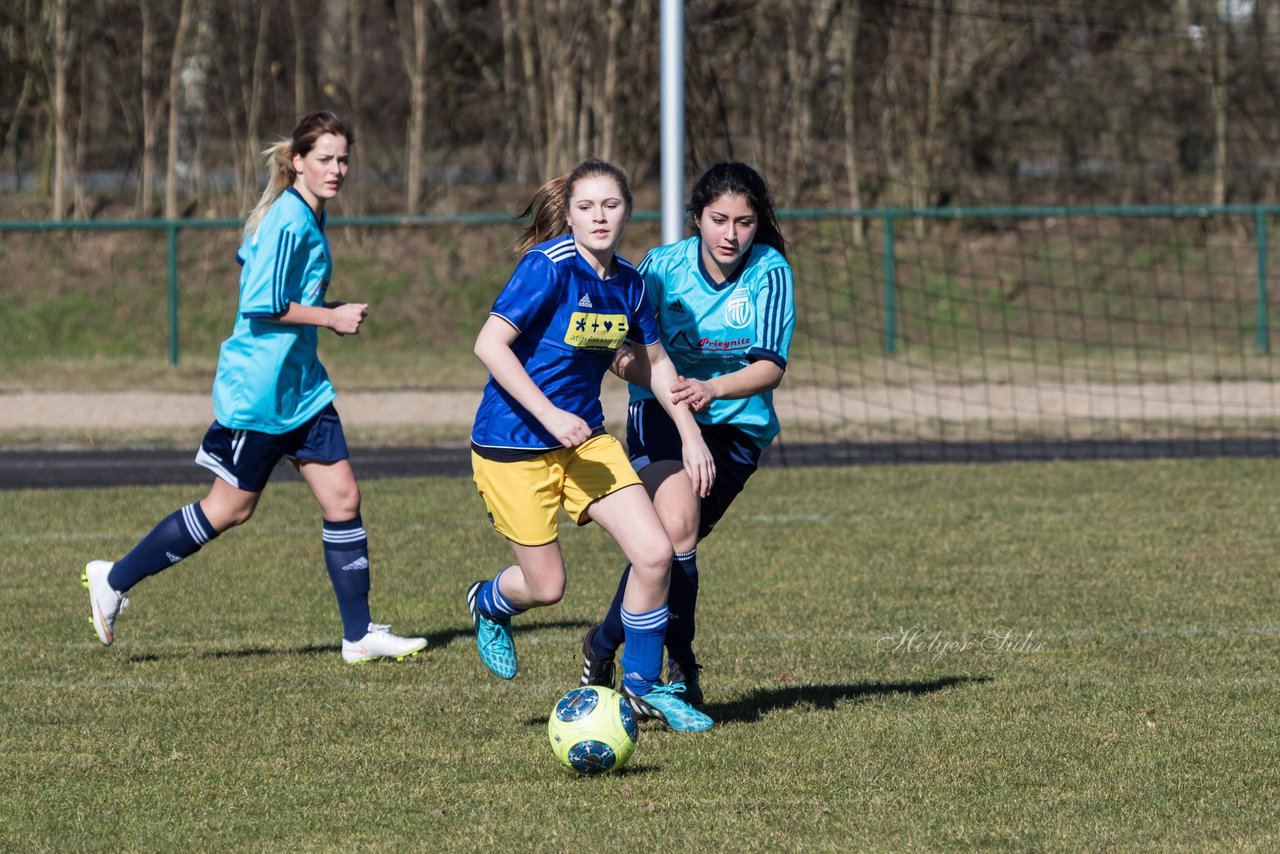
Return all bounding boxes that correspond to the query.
[165,551,182,564]
[578,293,594,308]
[341,557,370,572]
[667,300,685,314]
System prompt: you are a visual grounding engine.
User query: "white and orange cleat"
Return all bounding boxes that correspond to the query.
[82,560,126,646]
[341,623,427,664]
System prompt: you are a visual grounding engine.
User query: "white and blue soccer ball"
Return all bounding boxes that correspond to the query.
[547,686,638,774]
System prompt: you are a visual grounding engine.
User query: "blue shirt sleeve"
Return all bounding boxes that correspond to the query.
[747,264,796,369]
[627,277,661,347]
[490,251,560,332]
[240,223,307,318]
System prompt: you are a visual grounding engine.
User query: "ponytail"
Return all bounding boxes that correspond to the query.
[513,175,571,257]
[243,140,295,240]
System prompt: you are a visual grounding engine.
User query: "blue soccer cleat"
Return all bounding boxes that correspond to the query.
[467,580,518,679]
[622,682,713,732]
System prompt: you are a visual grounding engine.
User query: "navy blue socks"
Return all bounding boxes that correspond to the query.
[108,502,218,592]
[322,516,373,642]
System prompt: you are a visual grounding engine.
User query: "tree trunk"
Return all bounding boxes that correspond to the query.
[139,0,159,216]
[397,0,429,213]
[587,0,624,162]
[72,5,92,219]
[50,0,70,220]
[288,0,307,118]
[164,0,193,219]
[242,3,271,212]
[497,0,525,181]
[316,0,346,105]
[841,0,866,244]
[1211,13,1228,205]
[515,0,544,178]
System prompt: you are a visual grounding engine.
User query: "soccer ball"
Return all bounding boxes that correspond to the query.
[547,686,638,774]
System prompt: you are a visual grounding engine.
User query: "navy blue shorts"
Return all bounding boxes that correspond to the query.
[194,403,350,493]
[625,398,763,540]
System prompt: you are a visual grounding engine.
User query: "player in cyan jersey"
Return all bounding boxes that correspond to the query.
[467,157,715,731]
[83,112,426,665]
[580,162,797,704]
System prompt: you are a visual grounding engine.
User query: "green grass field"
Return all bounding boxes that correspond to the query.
[4,459,1278,851]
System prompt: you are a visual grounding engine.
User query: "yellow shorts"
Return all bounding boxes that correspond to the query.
[472,433,643,547]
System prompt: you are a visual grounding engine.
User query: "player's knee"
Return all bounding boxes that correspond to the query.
[205,503,253,531]
[631,541,675,580]
[525,577,565,607]
[325,485,361,520]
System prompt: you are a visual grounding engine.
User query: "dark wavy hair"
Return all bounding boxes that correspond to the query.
[687,162,787,259]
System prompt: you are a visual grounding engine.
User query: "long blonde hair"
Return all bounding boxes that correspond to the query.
[243,111,354,239]
[513,157,633,257]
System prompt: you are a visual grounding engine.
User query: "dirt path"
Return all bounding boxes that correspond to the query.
[4,381,1279,431]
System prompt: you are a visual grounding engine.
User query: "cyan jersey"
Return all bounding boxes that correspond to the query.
[212,187,336,433]
[630,235,796,447]
[471,235,660,455]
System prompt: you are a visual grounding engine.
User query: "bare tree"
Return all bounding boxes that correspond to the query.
[396,0,430,213]
[49,0,71,220]
[597,0,625,162]
[781,0,839,204]
[497,0,526,181]
[515,0,545,176]
[288,0,307,118]
[1210,9,1228,205]
[138,0,161,215]
[164,0,194,219]
[840,0,866,243]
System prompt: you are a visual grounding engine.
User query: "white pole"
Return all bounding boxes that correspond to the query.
[660,0,684,246]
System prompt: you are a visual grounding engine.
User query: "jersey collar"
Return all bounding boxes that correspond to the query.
[694,236,749,291]
[285,186,327,232]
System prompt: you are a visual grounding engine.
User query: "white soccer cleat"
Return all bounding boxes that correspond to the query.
[82,560,126,646]
[341,623,428,664]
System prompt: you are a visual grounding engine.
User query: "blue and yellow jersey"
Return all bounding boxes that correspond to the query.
[630,235,796,447]
[471,235,660,456]
[212,187,336,433]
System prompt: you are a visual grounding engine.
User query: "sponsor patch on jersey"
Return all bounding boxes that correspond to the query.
[724,291,754,329]
[564,312,629,349]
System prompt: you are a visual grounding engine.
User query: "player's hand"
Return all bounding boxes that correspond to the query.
[329,302,369,336]
[671,376,716,412]
[541,408,593,448]
[682,434,716,498]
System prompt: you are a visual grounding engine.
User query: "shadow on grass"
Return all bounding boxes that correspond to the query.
[703,675,991,724]
[519,676,990,735]
[124,617,598,661]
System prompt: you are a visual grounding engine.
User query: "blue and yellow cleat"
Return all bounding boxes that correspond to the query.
[622,682,713,732]
[466,580,518,679]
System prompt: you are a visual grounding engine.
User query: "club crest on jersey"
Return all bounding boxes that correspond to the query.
[564,312,629,349]
[725,291,753,329]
